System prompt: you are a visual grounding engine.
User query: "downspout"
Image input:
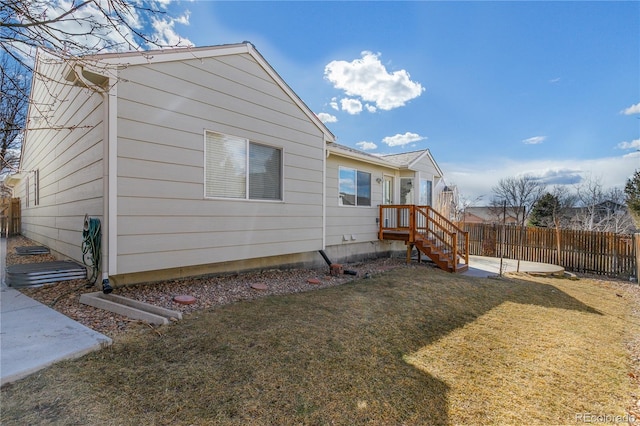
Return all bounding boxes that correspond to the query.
[70,64,114,293]
[323,140,329,251]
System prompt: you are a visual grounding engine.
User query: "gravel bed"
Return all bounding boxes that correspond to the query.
[7,236,409,338]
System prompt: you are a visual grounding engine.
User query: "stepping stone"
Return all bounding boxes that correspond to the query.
[307,278,321,285]
[251,283,268,291]
[15,246,50,255]
[173,295,196,305]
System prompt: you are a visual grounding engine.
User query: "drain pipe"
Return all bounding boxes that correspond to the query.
[318,250,357,276]
[318,249,332,267]
[70,63,112,294]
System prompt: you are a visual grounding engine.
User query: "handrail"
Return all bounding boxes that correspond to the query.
[379,204,469,270]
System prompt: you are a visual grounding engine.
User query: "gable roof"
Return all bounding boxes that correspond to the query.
[380,151,425,167]
[326,143,445,178]
[381,149,444,177]
[326,143,395,168]
[61,42,335,143]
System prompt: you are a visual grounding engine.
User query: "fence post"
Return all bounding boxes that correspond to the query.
[635,233,639,283]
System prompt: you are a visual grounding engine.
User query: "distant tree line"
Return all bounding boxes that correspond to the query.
[484,173,639,235]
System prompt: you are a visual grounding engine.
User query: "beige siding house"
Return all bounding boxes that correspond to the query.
[8,43,453,286]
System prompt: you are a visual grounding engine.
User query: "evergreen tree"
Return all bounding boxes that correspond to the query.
[624,169,640,226]
[529,193,559,227]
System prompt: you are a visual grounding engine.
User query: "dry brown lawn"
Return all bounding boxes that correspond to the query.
[1,266,638,425]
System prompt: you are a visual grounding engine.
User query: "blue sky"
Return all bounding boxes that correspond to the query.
[159,1,639,203]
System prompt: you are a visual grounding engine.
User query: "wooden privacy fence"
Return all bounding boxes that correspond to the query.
[463,223,636,279]
[0,198,21,237]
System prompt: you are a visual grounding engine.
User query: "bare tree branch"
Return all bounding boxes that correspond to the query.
[491,175,546,226]
[0,53,27,176]
[0,0,193,176]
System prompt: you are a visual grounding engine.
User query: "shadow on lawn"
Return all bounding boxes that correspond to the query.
[0,268,603,425]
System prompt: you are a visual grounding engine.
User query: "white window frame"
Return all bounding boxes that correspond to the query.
[204,130,284,202]
[25,175,29,207]
[419,177,433,206]
[338,166,372,207]
[34,169,40,206]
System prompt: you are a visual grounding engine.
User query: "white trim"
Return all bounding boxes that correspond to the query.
[418,173,434,206]
[108,79,118,275]
[407,149,444,178]
[95,44,252,66]
[322,139,327,249]
[382,173,395,205]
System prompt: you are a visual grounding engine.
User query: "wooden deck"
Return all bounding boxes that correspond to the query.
[379,205,469,273]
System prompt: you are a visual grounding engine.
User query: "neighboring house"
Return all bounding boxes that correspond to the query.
[462,207,519,225]
[6,43,453,286]
[567,201,637,234]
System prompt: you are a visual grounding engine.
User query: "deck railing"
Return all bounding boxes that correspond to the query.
[379,204,469,268]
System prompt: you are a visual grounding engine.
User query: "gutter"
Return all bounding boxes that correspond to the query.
[65,63,116,293]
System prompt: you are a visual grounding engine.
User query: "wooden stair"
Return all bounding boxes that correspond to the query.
[413,236,468,273]
[379,205,469,273]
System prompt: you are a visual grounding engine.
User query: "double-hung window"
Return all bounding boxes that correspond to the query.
[339,166,371,206]
[205,131,282,201]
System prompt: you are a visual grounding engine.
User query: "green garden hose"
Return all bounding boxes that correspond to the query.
[82,215,101,286]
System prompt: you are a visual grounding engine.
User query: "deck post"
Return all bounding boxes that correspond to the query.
[464,231,470,266]
[409,206,415,243]
[406,244,413,264]
[452,233,458,272]
[378,205,383,240]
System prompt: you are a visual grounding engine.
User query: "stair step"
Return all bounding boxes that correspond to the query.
[454,264,469,273]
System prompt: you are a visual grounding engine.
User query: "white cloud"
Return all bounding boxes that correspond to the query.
[317,112,338,123]
[442,153,640,204]
[382,132,426,147]
[173,11,191,26]
[340,98,363,115]
[356,141,377,151]
[324,51,424,111]
[365,104,377,113]
[149,13,194,48]
[549,77,561,83]
[621,102,640,115]
[330,97,339,111]
[617,139,640,150]
[528,168,583,185]
[522,136,546,145]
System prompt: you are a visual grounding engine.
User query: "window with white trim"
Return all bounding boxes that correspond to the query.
[205,131,282,201]
[419,179,432,206]
[339,166,371,206]
[34,169,40,206]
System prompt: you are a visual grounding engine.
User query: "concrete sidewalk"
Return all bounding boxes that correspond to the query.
[0,238,112,386]
[465,255,564,278]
